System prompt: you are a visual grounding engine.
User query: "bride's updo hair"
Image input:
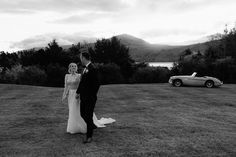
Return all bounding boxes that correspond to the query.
[68,63,78,74]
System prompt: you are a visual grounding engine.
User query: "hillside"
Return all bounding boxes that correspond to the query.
[35,34,219,62]
[116,34,219,62]
[0,84,236,156]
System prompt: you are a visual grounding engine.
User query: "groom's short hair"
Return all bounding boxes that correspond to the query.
[81,52,91,60]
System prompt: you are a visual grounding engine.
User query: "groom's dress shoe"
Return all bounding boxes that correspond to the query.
[83,137,93,144]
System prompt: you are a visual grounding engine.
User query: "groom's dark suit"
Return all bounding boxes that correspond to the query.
[76,62,100,138]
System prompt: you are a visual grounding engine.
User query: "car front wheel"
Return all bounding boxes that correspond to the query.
[173,79,182,87]
[205,80,214,88]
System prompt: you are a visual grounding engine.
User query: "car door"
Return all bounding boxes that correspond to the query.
[181,76,194,85]
[190,76,206,86]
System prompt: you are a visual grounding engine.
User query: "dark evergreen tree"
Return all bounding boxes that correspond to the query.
[89,37,134,81]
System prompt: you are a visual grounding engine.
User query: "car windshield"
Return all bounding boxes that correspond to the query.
[191,72,197,77]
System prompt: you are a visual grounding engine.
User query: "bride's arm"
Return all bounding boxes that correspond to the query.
[75,73,81,91]
[76,73,81,84]
[75,74,81,99]
[62,74,69,101]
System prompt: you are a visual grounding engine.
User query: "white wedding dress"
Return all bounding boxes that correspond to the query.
[62,73,116,134]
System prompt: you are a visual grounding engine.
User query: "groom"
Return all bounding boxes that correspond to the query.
[76,51,100,144]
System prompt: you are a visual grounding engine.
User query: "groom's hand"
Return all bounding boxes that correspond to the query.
[75,94,80,99]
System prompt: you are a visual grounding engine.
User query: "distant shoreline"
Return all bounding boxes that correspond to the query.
[148,62,174,69]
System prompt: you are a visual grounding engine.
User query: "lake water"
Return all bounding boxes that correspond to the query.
[148,62,174,69]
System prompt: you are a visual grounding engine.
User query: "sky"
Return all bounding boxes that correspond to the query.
[0,0,236,52]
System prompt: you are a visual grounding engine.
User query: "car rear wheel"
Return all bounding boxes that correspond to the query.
[173,79,182,87]
[205,80,214,88]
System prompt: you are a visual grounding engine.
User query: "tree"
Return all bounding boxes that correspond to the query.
[172,26,236,83]
[67,42,82,64]
[223,28,236,59]
[44,39,70,67]
[0,51,19,70]
[89,37,134,81]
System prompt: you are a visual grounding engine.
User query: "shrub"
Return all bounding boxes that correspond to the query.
[3,64,24,84]
[131,66,171,83]
[46,63,67,87]
[213,57,236,83]
[17,66,47,86]
[2,65,47,85]
[96,63,124,85]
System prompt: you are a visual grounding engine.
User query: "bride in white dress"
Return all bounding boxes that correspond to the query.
[62,63,115,134]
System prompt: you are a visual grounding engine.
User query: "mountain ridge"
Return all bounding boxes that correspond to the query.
[32,34,216,62]
[114,34,214,62]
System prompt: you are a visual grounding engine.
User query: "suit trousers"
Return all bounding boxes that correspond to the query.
[80,96,97,138]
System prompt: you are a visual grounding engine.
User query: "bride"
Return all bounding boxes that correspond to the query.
[62,63,115,134]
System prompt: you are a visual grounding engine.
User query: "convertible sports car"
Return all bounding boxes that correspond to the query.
[168,72,223,88]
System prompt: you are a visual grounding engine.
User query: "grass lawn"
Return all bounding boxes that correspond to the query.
[0,83,236,157]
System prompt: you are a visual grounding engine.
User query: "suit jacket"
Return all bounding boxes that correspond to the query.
[76,63,100,100]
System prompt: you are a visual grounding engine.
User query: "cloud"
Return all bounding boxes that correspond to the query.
[1,0,236,51]
[141,28,206,38]
[52,12,114,24]
[0,8,35,14]
[0,0,129,14]
[139,27,210,45]
[132,0,236,14]
[10,32,97,49]
[1,0,235,15]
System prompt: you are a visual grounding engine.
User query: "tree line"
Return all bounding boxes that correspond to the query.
[172,27,236,83]
[0,37,170,87]
[1,27,236,87]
